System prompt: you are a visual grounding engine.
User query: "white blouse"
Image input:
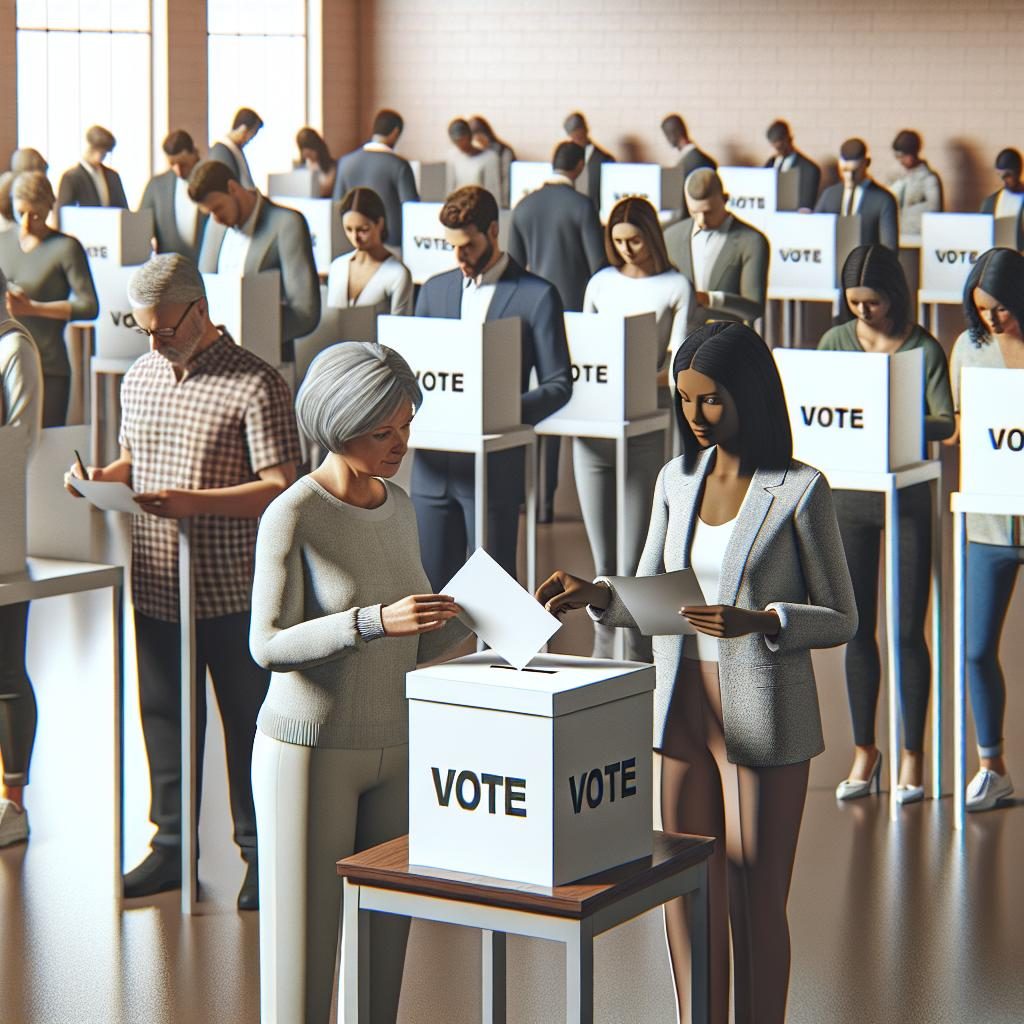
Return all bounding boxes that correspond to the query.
[684,513,738,663]
[326,252,414,316]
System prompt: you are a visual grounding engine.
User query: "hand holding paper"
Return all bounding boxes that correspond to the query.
[605,569,707,636]
[67,478,146,516]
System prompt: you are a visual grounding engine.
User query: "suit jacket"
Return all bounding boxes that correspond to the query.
[596,451,857,765]
[56,164,128,210]
[208,140,255,189]
[507,182,607,312]
[578,143,615,209]
[766,151,821,211]
[198,197,320,354]
[677,144,717,181]
[411,256,572,503]
[332,146,419,244]
[663,214,769,327]
[814,179,899,250]
[138,170,208,263]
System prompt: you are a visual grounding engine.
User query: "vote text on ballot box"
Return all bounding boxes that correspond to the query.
[766,213,838,300]
[407,651,655,887]
[377,314,521,437]
[60,207,154,267]
[600,164,682,223]
[267,169,318,197]
[201,270,282,367]
[270,196,346,275]
[718,166,777,231]
[509,161,553,206]
[0,426,29,576]
[774,348,924,473]
[959,368,1024,498]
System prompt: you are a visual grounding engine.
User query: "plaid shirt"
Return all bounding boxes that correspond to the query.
[119,333,300,622]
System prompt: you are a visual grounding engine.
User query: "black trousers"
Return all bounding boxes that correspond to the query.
[42,374,70,428]
[0,602,36,787]
[133,608,269,859]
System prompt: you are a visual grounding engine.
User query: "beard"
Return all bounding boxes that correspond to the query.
[461,239,494,279]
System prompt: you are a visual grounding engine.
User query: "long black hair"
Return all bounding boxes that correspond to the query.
[962,247,1024,347]
[838,244,911,335]
[671,322,793,475]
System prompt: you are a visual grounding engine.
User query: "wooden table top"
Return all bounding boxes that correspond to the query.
[337,831,715,919]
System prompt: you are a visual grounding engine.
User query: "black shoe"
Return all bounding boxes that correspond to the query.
[237,859,259,911]
[124,848,182,898]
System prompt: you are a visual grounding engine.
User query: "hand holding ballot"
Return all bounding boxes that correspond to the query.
[535,570,611,617]
[380,594,463,637]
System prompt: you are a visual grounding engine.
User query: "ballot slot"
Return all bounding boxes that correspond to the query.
[959,367,1024,499]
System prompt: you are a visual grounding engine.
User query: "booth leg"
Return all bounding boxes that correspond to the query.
[686,860,711,1024]
[953,510,967,831]
[340,879,370,1023]
[481,929,507,1024]
[112,582,124,898]
[564,919,594,1024]
[614,434,628,661]
[781,299,792,349]
[883,481,901,820]
[179,520,199,913]
[525,440,537,597]
[474,451,487,653]
[930,474,943,800]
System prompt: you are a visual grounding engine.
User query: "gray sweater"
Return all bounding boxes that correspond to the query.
[250,476,471,749]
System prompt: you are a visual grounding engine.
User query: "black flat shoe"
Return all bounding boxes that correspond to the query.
[124,848,182,898]
[237,860,259,911]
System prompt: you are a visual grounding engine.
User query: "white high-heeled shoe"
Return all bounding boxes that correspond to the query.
[895,783,925,804]
[835,753,883,801]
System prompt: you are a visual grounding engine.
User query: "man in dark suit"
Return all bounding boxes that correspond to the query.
[662,114,716,208]
[765,119,820,212]
[814,138,899,250]
[980,148,1024,249]
[332,108,419,245]
[190,160,320,362]
[564,112,615,211]
[56,125,129,211]
[209,108,262,191]
[138,130,208,263]
[412,186,572,588]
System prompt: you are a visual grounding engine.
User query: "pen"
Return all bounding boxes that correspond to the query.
[74,449,89,481]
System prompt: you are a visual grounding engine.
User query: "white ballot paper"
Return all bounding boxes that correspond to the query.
[607,569,707,636]
[71,479,145,515]
[443,549,561,670]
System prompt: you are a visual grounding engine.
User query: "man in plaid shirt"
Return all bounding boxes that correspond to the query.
[67,254,300,909]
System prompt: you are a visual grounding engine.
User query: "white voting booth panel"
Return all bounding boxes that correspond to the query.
[294,288,382,385]
[409,161,448,202]
[267,169,318,197]
[92,263,148,360]
[919,213,994,302]
[775,349,924,473]
[60,207,153,267]
[201,271,282,366]
[538,312,659,428]
[599,164,682,223]
[271,196,346,275]
[718,166,777,231]
[959,368,1024,498]
[766,213,838,300]
[509,161,553,206]
[401,202,511,284]
[377,315,521,437]
[0,426,29,575]
[407,652,655,887]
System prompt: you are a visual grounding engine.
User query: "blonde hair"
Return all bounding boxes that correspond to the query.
[11,171,55,215]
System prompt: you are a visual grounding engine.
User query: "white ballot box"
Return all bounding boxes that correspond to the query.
[409,160,448,202]
[377,315,521,436]
[600,163,681,223]
[294,288,383,384]
[509,161,553,206]
[0,425,29,575]
[538,313,658,430]
[270,196,346,275]
[407,651,655,887]
[402,202,454,284]
[202,271,282,366]
[92,263,149,359]
[959,367,1024,498]
[718,166,777,231]
[60,207,153,267]
[267,169,318,197]
[775,348,924,473]
[919,213,994,303]
[766,213,838,300]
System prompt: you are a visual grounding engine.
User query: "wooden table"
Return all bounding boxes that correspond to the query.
[336,830,715,1024]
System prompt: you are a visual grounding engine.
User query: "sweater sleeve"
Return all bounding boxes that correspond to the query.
[63,238,99,322]
[923,336,955,441]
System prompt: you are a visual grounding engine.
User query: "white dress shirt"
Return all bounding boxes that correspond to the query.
[690,214,733,306]
[772,153,797,172]
[460,251,509,323]
[840,182,867,217]
[174,176,198,247]
[81,159,110,206]
[217,194,262,275]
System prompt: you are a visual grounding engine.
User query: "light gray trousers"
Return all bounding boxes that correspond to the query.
[252,731,410,1024]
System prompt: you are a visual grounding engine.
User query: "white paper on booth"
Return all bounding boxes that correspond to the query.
[608,570,706,635]
[71,479,145,515]
[442,549,561,670]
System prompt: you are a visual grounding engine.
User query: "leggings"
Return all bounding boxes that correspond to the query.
[252,732,410,1024]
[660,659,809,1024]
[965,541,1024,757]
[0,602,36,787]
[834,483,932,751]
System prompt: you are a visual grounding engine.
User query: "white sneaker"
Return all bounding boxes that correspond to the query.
[965,769,1014,812]
[0,799,29,847]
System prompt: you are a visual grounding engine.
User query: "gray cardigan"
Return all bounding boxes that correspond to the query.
[594,449,857,767]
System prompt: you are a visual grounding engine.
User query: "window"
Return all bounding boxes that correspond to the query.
[207,0,308,193]
[16,0,152,207]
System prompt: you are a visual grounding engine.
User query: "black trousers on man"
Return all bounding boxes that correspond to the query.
[134,609,268,861]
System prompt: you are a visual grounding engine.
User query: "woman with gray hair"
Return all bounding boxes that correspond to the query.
[249,341,471,1024]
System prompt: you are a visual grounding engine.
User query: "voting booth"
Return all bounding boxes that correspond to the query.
[294,289,383,384]
[958,368,1024,498]
[718,166,777,231]
[919,213,993,304]
[60,207,153,267]
[267,169,318,197]
[270,196,346,275]
[766,213,838,301]
[775,348,924,474]
[202,271,282,367]
[509,161,553,207]
[409,160,448,202]
[407,651,655,887]
[599,164,683,223]
[0,426,29,575]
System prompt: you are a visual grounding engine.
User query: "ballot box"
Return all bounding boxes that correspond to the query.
[959,368,1024,499]
[775,348,924,473]
[377,315,521,437]
[599,163,682,223]
[765,213,838,300]
[537,313,659,429]
[407,651,655,887]
[294,288,383,385]
[202,271,282,367]
[270,196,346,274]
[509,161,553,206]
[409,160,448,202]
[718,166,777,231]
[0,425,29,575]
[267,169,318,197]
[919,213,994,304]
[60,207,153,267]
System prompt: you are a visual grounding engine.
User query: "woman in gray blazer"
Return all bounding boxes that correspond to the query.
[538,322,856,1024]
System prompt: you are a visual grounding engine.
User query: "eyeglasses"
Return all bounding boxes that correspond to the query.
[133,299,199,339]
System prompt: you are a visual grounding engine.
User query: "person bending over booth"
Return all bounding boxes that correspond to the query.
[814,138,899,249]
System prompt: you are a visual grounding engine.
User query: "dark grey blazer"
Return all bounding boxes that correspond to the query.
[663,215,769,326]
[56,164,128,210]
[814,179,899,250]
[209,141,254,188]
[138,170,208,263]
[507,182,607,312]
[677,145,717,180]
[596,450,857,766]
[332,147,419,244]
[766,151,821,211]
[580,143,616,209]
[198,198,321,354]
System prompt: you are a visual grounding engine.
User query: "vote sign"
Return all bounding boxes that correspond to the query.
[765,213,838,300]
[401,202,455,284]
[271,196,346,274]
[600,163,664,223]
[959,367,1024,498]
[202,271,282,367]
[90,262,146,360]
[60,207,153,267]
[919,213,994,301]
[377,314,521,437]
[509,162,553,207]
[775,348,924,474]
[407,652,654,887]
[718,166,777,231]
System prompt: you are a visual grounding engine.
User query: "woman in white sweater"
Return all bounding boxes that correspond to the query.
[249,342,470,1024]
[576,197,693,659]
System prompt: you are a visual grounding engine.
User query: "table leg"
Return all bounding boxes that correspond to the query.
[90,369,101,465]
[564,919,594,1024]
[474,450,487,653]
[883,479,901,820]
[525,439,537,597]
[179,519,199,913]
[614,433,628,661]
[686,860,710,1024]
[112,582,124,898]
[781,299,792,348]
[930,474,943,800]
[340,878,370,1023]
[953,510,967,831]
[482,929,507,1024]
